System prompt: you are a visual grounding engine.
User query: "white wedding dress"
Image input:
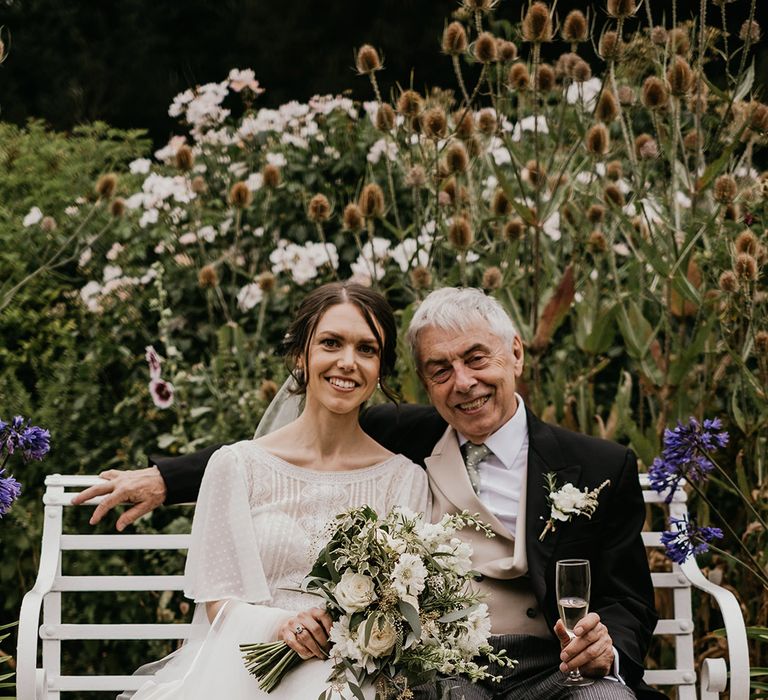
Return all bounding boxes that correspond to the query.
[126,441,430,700]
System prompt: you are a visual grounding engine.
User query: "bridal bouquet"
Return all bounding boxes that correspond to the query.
[241,506,514,699]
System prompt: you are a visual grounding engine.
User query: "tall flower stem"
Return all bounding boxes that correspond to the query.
[452,54,472,105]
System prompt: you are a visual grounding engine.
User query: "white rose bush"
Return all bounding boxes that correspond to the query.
[240,506,514,698]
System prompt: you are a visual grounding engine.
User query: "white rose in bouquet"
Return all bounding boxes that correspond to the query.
[334,570,377,613]
[358,616,397,658]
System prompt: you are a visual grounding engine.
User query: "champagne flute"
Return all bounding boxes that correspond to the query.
[555,558,594,687]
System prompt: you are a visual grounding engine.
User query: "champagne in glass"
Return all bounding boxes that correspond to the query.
[555,559,594,687]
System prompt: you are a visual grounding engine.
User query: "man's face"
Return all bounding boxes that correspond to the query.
[416,322,524,444]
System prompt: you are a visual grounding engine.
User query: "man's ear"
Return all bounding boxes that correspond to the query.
[512,334,525,374]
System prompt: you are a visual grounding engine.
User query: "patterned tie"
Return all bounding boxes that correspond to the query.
[460,442,491,494]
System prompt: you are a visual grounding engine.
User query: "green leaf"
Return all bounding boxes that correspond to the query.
[188,406,213,419]
[398,599,421,638]
[438,604,477,623]
[734,62,755,103]
[156,433,178,449]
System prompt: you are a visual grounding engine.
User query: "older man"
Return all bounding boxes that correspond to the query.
[74,288,662,699]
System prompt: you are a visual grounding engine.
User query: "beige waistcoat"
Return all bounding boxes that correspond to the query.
[425,427,549,637]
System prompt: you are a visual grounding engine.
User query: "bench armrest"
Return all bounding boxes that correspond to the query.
[679,558,750,700]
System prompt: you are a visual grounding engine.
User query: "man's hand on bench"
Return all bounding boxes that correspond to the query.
[70,466,168,531]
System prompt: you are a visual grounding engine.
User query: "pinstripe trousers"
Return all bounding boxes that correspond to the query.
[413,635,637,700]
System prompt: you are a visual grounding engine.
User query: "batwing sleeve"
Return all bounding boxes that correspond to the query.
[183,445,272,604]
[394,458,431,518]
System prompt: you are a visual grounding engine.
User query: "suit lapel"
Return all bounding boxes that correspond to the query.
[525,409,582,600]
[425,426,515,542]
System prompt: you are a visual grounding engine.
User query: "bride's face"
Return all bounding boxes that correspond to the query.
[303,302,383,414]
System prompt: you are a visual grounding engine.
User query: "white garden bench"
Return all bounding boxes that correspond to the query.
[16,473,750,699]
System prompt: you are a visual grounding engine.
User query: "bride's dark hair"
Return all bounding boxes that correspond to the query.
[282,282,399,402]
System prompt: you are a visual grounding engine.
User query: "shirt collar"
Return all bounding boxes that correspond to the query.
[457,393,528,469]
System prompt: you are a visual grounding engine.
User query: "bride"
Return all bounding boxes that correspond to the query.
[126,282,430,700]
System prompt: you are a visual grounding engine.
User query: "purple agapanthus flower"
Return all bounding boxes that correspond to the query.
[0,416,51,461]
[648,417,729,502]
[0,468,22,517]
[661,515,723,564]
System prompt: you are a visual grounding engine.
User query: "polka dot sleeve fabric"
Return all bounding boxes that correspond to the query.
[183,446,272,604]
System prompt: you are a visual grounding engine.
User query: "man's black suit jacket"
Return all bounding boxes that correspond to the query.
[152,402,663,699]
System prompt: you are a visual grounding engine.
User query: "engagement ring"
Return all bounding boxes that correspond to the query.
[295,624,304,635]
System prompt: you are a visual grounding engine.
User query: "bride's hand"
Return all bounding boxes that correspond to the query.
[279,607,333,660]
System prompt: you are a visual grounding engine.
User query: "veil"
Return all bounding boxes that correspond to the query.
[253,377,304,438]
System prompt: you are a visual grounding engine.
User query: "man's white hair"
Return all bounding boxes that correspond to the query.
[407,287,518,363]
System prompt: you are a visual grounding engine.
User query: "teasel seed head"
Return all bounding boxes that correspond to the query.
[571,57,592,82]
[507,62,531,90]
[683,130,701,151]
[410,265,433,289]
[482,266,503,290]
[359,183,385,218]
[650,26,668,46]
[755,330,768,354]
[442,178,458,205]
[588,230,608,253]
[448,215,474,250]
[110,197,126,218]
[442,22,468,55]
[95,173,118,199]
[595,90,619,123]
[525,159,547,187]
[635,133,659,159]
[445,141,469,174]
[586,123,610,157]
[405,164,427,188]
[477,108,497,135]
[259,379,279,402]
[561,203,577,226]
[607,0,637,19]
[191,176,207,194]
[492,188,512,216]
[535,64,555,92]
[735,252,758,281]
[453,110,475,139]
[748,102,768,134]
[667,56,693,96]
[739,20,761,43]
[497,40,518,62]
[617,85,635,105]
[198,264,219,288]
[343,203,365,232]
[599,31,620,61]
[474,32,498,63]
[587,203,606,224]
[522,2,553,43]
[724,203,740,221]
[548,173,569,193]
[40,216,57,232]
[355,44,382,74]
[307,193,332,223]
[668,28,690,56]
[462,0,495,12]
[718,270,738,293]
[606,160,623,180]
[375,103,396,132]
[642,76,668,110]
[604,183,625,206]
[736,229,758,255]
[397,90,423,118]
[562,10,588,43]
[503,217,526,241]
[631,215,650,239]
[229,181,252,209]
[174,145,195,172]
[262,163,281,189]
[466,135,483,158]
[421,106,448,139]
[256,271,276,293]
[714,175,738,204]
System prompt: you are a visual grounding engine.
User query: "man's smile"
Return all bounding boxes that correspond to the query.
[455,395,491,413]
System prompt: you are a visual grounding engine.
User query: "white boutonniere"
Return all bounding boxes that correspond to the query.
[539,473,610,541]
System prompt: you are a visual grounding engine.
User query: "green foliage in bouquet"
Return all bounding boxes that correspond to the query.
[241,506,512,699]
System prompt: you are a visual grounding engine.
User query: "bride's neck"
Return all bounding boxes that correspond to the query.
[289,404,366,460]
